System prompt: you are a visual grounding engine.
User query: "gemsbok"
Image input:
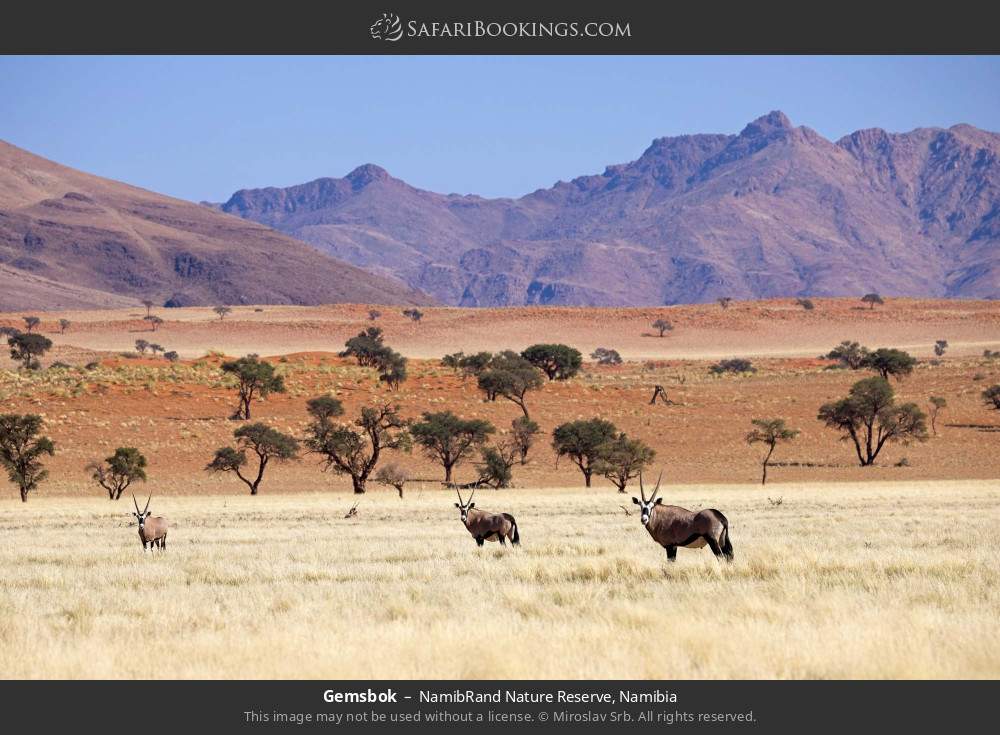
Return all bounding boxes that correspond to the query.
[632,472,733,562]
[131,493,168,551]
[455,489,520,547]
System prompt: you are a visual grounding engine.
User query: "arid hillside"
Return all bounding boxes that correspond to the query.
[0,141,434,310]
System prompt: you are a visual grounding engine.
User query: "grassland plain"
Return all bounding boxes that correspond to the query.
[1,481,998,679]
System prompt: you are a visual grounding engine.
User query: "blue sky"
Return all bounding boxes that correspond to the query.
[1,56,998,202]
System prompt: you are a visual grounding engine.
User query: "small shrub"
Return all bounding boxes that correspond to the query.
[709,358,756,375]
[591,348,622,366]
[374,463,409,498]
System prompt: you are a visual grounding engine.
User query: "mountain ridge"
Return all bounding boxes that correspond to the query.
[221,111,1000,306]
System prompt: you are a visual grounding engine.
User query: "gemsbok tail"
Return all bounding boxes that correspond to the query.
[717,511,734,561]
[504,514,520,546]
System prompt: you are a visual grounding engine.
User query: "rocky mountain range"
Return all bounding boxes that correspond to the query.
[0,141,433,311]
[220,111,1000,306]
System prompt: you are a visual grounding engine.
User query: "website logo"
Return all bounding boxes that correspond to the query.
[370,13,404,42]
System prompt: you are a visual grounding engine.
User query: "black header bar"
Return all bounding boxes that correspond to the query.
[3,1,1000,54]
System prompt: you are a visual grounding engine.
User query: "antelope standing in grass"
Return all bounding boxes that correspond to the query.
[632,472,733,562]
[455,489,520,547]
[131,493,168,551]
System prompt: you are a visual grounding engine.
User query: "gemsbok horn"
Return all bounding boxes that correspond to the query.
[455,488,520,547]
[131,492,168,551]
[631,471,733,562]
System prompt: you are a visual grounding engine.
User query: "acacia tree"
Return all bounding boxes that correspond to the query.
[818,377,927,467]
[206,423,298,495]
[340,327,387,366]
[510,417,540,464]
[135,339,149,354]
[652,319,673,338]
[458,352,493,380]
[928,396,947,436]
[142,299,155,317]
[551,418,618,487]
[8,333,52,370]
[59,319,70,334]
[88,447,147,500]
[441,352,465,374]
[23,316,40,333]
[214,306,233,320]
[304,398,409,493]
[402,308,423,322]
[824,341,870,370]
[410,411,494,483]
[221,355,285,420]
[476,442,518,489]
[144,315,164,332]
[0,414,55,502]
[376,349,408,390]
[593,432,655,492]
[862,293,884,310]
[717,297,732,310]
[521,344,582,380]
[745,418,799,485]
[477,351,545,419]
[863,348,916,381]
[934,340,949,358]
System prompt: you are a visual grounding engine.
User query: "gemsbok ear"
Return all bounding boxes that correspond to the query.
[469,503,475,508]
[145,511,152,517]
[654,498,663,505]
[454,503,460,508]
[631,497,640,504]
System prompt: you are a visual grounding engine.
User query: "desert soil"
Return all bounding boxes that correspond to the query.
[1,298,999,361]
[1,300,1000,494]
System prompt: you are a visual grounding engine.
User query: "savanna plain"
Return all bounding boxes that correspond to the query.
[1,299,999,679]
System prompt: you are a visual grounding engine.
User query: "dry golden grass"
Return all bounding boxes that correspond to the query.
[1,480,998,679]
